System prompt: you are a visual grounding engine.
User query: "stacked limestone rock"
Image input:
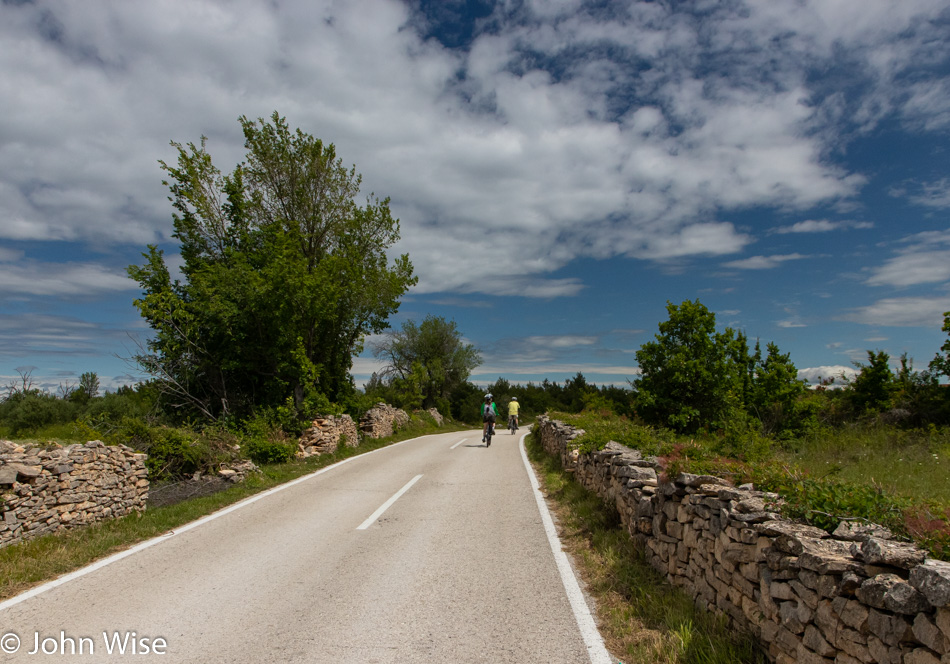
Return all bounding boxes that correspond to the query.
[297,415,359,457]
[425,408,444,426]
[359,403,409,439]
[0,440,148,548]
[217,460,261,482]
[536,416,950,664]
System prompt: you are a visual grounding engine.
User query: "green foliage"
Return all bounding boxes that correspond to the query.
[635,301,736,432]
[68,372,101,405]
[556,410,950,559]
[372,315,481,410]
[930,310,950,379]
[128,112,416,422]
[0,391,79,435]
[750,342,806,435]
[848,350,896,414]
[711,405,775,462]
[634,299,806,435]
[243,437,296,465]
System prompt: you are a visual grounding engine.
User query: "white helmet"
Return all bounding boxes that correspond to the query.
[511,397,517,401]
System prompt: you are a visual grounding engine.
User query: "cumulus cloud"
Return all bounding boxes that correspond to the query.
[798,365,857,385]
[6,0,939,296]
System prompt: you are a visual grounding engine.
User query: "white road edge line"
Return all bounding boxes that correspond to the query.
[356,474,423,530]
[0,434,432,613]
[450,438,467,449]
[519,432,613,664]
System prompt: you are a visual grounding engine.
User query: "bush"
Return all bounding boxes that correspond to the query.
[0,391,79,435]
[143,427,208,478]
[243,437,296,464]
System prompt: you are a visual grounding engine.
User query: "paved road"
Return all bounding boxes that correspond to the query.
[0,428,611,663]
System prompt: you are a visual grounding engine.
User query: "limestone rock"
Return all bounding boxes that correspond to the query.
[861,538,927,569]
[910,560,950,608]
[298,414,359,457]
[359,403,410,439]
[833,520,893,542]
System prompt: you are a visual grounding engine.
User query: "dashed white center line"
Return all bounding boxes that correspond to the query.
[356,474,424,530]
[450,438,467,449]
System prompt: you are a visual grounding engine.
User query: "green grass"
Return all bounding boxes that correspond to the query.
[525,432,766,664]
[549,412,950,560]
[0,417,466,601]
[779,424,950,504]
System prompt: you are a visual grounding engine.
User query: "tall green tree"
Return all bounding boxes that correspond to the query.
[635,300,744,432]
[634,300,803,433]
[129,112,415,420]
[372,315,480,411]
[750,342,806,433]
[849,350,896,414]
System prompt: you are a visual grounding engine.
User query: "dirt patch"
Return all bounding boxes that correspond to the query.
[147,476,233,509]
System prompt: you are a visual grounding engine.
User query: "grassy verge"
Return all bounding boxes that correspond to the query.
[524,432,767,664]
[551,411,950,560]
[0,419,468,602]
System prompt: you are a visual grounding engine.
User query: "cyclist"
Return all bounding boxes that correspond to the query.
[481,393,497,444]
[508,397,520,432]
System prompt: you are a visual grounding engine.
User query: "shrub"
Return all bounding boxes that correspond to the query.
[134,427,207,478]
[0,391,79,435]
[243,437,296,464]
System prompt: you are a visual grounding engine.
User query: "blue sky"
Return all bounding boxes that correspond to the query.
[2,0,950,394]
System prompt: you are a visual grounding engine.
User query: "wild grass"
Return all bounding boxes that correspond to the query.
[779,424,950,504]
[0,415,465,602]
[550,411,950,561]
[525,432,766,664]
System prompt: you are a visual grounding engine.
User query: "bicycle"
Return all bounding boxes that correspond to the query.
[509,415,518,435]
[485,420,494,447]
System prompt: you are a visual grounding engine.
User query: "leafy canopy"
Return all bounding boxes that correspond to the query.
[635,299,805,433]
[371,315,481,411]
[129,112,416,420]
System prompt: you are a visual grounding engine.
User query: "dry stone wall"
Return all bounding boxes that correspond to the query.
[297,415,360,457]
[360,403,410,439]
[0,440,148,548]
[536,416,950,664]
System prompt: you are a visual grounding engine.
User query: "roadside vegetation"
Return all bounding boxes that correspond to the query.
[525,432,767,664]
[547,301,950,561]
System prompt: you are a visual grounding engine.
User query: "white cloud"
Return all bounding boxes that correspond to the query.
[524,335,598,349]
[866,231,950,287]
[840,296,950,327]
[777,319,807,329]
[798,365,857,385]
[723,254,808,270]
[5,0,930,296]
[902,178,950,208]
[772,219,874,234]
[0,261,136,297]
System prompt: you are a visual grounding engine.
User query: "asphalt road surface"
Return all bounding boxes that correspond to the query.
[0,428,613,663]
